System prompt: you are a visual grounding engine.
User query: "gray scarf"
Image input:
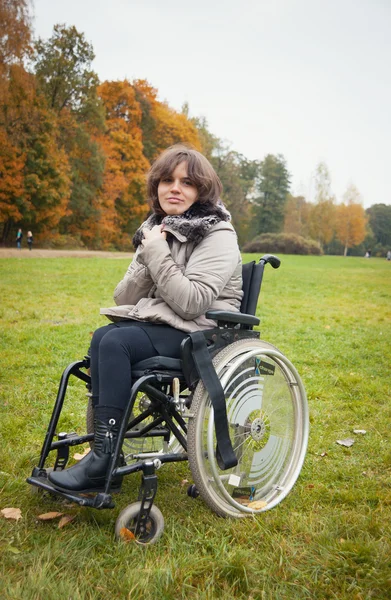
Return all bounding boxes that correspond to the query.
[132,201,231,249]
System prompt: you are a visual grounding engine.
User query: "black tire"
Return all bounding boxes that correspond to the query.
[187,339,309,518]
[115,502,164,544]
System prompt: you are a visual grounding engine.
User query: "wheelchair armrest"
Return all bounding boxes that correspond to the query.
[206,310,260,327]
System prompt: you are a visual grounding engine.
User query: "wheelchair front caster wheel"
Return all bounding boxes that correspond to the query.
[187,484,199,498]
[115,502,164,545]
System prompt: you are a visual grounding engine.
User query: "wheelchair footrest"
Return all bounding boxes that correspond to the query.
[26,476,115,509]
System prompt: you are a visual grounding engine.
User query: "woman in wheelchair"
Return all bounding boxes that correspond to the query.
[48,144,244,494]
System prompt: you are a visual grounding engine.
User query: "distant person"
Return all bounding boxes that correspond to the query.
[387,250,391,261]
[16,228,23,250]
[27,231,33,251]
[364,249,372,258]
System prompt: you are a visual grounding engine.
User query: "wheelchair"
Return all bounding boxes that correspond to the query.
[27,254,309,544]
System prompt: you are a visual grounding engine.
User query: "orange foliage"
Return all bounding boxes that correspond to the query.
[335,187,367,255]
[133,79,201,161]
[96,80,150,248]
[0,129,27,221]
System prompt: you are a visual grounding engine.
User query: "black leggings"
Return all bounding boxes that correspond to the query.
[90,321,187,410]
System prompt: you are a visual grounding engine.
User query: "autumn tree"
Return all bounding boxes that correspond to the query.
[252,154,290,235]
[133,79,201,162]
[0,1,70,243]
[97,80,150,247]
[308,162,336,249]
[0,0,31,73]
[33,25,106,243]
[335,184,367,256]
[0,129,26,240]
[283,194,311,237]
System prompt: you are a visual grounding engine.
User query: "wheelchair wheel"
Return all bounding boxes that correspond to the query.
[115,501,164,544]
[187,338,309,518]
[86,396,182,464]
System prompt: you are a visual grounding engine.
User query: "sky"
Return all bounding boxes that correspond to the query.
[32,0,391,208]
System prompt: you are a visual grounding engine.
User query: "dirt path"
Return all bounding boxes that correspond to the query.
[0,248,134,259]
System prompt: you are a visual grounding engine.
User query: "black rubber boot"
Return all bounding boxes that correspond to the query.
[49,406,123,493]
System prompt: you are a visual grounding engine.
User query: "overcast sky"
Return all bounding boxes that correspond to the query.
[33,0,391,208]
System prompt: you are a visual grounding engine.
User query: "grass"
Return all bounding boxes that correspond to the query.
[0,252,391,599]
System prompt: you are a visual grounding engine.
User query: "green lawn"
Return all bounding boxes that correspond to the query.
[1,253,390,599]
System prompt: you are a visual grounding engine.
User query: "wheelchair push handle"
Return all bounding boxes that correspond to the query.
[259,254,281,269]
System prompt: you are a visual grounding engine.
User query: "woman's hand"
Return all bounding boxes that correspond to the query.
[142,224,167,246]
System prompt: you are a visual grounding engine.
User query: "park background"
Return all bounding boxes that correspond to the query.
[1,0,391,256]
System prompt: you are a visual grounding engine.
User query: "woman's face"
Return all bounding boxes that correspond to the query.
[157,161,198,216]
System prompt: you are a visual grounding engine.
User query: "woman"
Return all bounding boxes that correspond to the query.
[49,144,243,493]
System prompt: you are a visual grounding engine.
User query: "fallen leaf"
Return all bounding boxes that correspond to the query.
[320,452,328,457]
[307,484,315,489]
[58,514,76,529]
[180,479,189,487]
[324,325,331,329]
[1,508,22,521]
[73,448,90,461]
[353,429,366,435]
[336,438,355,447]
[8,546,21,554]
[37,512,63,521]
[119,527,136,541]
[247,500,268,510]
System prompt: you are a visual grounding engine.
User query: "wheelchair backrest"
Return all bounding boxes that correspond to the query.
[240,255,281,316]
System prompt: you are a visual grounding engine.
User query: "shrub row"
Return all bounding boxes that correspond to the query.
[242,233,322,255]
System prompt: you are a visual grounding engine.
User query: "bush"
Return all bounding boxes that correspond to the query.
[40,233,86,250]
[242,233,322,255]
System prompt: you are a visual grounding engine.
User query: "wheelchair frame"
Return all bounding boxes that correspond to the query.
[27,254,309,544]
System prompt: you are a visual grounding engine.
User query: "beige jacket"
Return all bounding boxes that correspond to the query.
[101,221,243,333]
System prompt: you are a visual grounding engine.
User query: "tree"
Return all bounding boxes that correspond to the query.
[97,80,150,247]
[335,184,367,256]
[308,162,336,249]
[0,129,27,241]
[57,110,105,244]
[210,143,258,245]
[366,204,391,249]
[133,79,201,162]
[22,100,72,234]
[190,115,219,161]
[0,0,31,73]
[34,24,101,118]
[252,154,290,235]
[283,194,311,237]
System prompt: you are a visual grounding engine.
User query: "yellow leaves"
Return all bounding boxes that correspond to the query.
[37,512,64,520]
[73,447,90,461]
[1,507,22,521]
[58,515,76,529]
[247,500,268,510]
[335,201,367,250]
[119,527,136,542]
[37,512,76,528]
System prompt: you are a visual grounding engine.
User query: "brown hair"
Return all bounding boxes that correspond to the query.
[147,144,223,215]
